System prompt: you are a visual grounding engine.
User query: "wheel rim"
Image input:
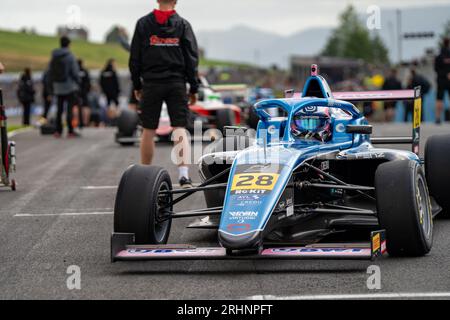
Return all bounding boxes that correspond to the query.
[416,175,432,238]
[154,181,171,243]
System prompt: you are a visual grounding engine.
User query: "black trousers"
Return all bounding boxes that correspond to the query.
[22,102,31,126]
[404,101,424,123]
[42,95,52,119]
[56,93,75,134]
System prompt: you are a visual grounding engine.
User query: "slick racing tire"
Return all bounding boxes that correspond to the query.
[115,132,136,146]
[117,109,139,137]
[425,134,450,216]
[216,109,235,133]
[114,165,172,245]
[375,160,433,257]
[247,106,260,129]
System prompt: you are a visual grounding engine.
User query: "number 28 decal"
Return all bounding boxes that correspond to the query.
[231,173,280,191]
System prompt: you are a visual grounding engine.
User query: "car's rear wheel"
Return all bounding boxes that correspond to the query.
[216,109,235,132]
[114,165,172,244]
[117,109,139,137]
[247,106,260,129]
[375,160,433,257]
[425,134,450,216]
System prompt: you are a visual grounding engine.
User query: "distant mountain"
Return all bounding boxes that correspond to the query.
[197,25,331,68]
[197,4,450,68]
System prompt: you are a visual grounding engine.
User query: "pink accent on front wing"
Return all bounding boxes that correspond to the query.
[117,248,226,258]
[261,247,372,257]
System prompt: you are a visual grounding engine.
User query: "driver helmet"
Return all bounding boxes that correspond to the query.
[291,106,333,142]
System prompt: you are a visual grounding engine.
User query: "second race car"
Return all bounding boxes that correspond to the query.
[115,76,242,145]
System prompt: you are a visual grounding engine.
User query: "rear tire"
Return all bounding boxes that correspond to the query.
[247,106,260,129]
[115,132,136,146]
[216,109,235,132]
[117,109,139,137]
[425,134,450,216]
[375,160,433,257]
[114,165,172,244]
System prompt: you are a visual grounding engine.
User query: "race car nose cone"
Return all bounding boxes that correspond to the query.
[218,230,263,251]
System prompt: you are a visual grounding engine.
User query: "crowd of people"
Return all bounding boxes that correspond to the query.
[12,38,123,134]
[2,15,450,132]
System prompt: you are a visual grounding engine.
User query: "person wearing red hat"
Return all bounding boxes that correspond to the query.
[130,0,199,188]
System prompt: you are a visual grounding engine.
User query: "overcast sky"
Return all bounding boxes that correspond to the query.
[1,0,449,41]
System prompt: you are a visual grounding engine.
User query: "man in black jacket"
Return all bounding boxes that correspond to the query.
[382,68,402,122]
[129,0,199,188]
[434,38,450,124]
[48,36,80,137]
[77,59,91,128]
[17,68,35,126]
[405,68,430,123]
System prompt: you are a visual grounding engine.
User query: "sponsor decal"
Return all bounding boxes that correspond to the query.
[228,211,258,221]
[226,223,251,232]
[267,125,277,135]
[236,195,261,201]
[327,100,336,107]
[413,98,422,129]
[339,152,385,160]
[381,240,387,254]
[241,164,281,174]
[127,248,220,254]
[118,248,228,258]
[320,161,330,171]
[304,105,318,113]
[231,173,279,193]
[286,198,294,217]
[233,189,268,195]
[335,123,346,133]
[372,233,381,253]
[236,201,262,207]
[266,248,364,253]
[150,35,180,46]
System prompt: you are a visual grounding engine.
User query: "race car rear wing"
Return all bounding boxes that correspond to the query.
[111,230,386,262]
[333,87,422,155]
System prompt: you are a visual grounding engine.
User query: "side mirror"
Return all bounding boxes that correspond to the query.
[346,125,373,135]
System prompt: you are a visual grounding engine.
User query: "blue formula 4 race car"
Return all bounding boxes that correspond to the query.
[111,65,450,262]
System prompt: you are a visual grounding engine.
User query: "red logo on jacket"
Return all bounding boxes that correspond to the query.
[150,35,180,46]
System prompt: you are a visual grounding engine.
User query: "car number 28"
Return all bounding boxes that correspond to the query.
[231,173,279,191]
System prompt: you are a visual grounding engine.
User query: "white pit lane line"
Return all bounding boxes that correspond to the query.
[249,292,450,300]
[14,211,113,217]
[80,186,117,190]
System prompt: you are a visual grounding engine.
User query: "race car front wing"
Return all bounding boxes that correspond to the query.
[111,230,386,262]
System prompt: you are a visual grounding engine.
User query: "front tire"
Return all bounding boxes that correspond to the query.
[425,134,450,216]
[114,165,172,244]
[375,160,433,257]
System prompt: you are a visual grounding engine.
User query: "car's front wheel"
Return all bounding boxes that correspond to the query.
[375,160,433,257]
[114,165,172,244]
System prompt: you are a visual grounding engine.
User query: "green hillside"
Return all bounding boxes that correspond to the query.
[0,29,246,72]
